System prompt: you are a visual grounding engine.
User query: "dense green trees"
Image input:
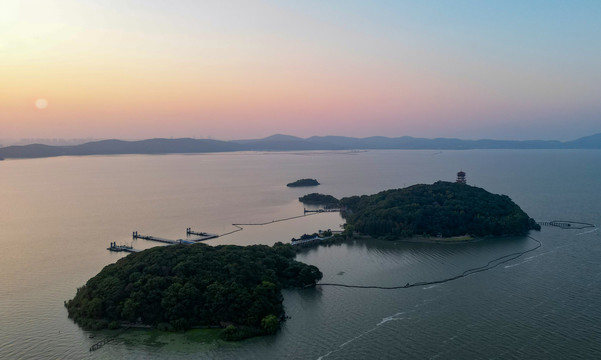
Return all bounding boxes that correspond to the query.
[340,181,540,239]
[298,193,339,206]
[287,178,320,187]
[65,242,322,339]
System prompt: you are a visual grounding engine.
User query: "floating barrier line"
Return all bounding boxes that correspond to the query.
[219,224,244,237]
[233,212,318,226]
[315,235,542,290]
[219,212,321,237]
[314,220,596,290]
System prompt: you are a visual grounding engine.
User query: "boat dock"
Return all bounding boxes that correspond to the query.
[304,208,341,213]
[107,242,140,253]
[291,235,333,246]
[132,228,219,245]
[109,227,221,253]
[132,231,182,244]
[186,228,219,241]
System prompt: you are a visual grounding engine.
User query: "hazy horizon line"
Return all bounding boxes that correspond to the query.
[2,131,600,148]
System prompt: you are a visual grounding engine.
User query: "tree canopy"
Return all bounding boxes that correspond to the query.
[298,193,339,206]
[340,181,540,239]
[65,242,322,339]
[287,178,320,187]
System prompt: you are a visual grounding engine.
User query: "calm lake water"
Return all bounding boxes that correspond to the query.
[1,150,601,359]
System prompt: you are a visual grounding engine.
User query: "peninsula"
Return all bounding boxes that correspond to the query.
[340,181,540,239]
[65,243,322,340]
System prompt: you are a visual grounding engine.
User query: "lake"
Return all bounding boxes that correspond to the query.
[1,150,601,359]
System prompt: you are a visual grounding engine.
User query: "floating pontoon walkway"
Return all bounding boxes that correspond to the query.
[108,232,198,253]
[107,242,140,253]
[291,235,333,246]
[186,228,219,241]
[132,229,218,245]
[132,231,182,244]
[303,208,341,213]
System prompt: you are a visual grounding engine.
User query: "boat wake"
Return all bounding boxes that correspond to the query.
[316,311,409,360]
[315,220,596,359]
[576,227,598,236]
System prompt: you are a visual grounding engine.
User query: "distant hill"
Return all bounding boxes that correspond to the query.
[1,133,600,159]
[563,133,601,149]
[232,134,542,150]
[232,134,342,151]
[0,138,244,159]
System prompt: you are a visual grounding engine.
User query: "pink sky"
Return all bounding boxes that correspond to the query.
[2,1,600,142]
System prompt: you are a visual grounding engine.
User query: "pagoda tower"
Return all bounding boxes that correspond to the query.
[456,171,466,184]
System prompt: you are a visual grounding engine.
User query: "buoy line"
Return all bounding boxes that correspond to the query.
[315,235,542,290]
[315,220,596,290]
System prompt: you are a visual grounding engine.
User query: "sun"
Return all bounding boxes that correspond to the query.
[35,98,48,110]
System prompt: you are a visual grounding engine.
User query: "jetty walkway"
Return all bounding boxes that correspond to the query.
[108,210,334,253]
[132,229,219,245]
[291,235,333,246]
[304,208,341,213]
[107,228,220,253]
[186,228,219,240]
[107,242,139,253]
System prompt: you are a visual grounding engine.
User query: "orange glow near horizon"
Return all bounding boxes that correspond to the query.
[1,1,600,141]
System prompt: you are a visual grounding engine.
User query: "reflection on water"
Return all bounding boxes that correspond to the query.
[1,150,601,359]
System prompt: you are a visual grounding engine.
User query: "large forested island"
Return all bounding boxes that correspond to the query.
[340,181,540,239]
[65,243,322,340]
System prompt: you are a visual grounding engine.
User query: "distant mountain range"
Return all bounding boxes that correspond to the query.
[1,133,601,159]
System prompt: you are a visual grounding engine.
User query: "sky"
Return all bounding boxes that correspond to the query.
[1,0,600,141]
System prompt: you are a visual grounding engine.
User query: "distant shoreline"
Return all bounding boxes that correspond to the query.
[398,235,477,244]
[352,233,477,244]
[1,133,600,159]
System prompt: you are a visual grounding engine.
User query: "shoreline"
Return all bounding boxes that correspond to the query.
[351,233,478,244]
[398,235,477,244]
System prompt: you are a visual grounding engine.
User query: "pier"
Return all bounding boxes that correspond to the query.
[107,242,139,253]
[111,211,335,253]
[132,231,182,244]
[303,208,341,213]
[291,235,333,246]
[132,229,218,245]
[186,228,219,241]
